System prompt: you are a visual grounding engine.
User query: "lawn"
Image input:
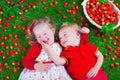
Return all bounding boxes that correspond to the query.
[0,0,120,80]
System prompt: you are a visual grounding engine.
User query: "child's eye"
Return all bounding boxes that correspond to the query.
[64,34,67,37]
[43,33,47,35]
[38,35,41,38]
[59,37,62,40]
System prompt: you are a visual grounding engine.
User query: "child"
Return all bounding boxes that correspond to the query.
[18,17,72,80]
[41,23,107,80]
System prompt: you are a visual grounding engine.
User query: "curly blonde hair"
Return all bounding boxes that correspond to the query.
[26,16,56,44]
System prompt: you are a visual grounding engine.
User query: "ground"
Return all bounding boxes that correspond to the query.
[0,0,120,80]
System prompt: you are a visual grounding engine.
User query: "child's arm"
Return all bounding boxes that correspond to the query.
[41,42,66,66]
[34,60,53,72]
[23,43,53,72]
[23,43,40,70]
[87,50,103,78]
[80,27,90,34]
[80,27,90,41]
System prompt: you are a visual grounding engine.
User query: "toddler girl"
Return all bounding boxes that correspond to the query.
[18,17,72,80]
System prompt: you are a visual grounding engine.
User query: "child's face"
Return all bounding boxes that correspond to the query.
[33,23,55,45]
[59,27,80,48]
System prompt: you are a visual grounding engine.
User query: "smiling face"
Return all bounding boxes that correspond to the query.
[33,23,55,45]
[59,26,80,48]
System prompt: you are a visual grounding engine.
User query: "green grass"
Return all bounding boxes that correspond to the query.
[0,0,120,80]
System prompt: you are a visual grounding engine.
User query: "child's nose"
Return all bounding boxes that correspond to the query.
[42,36,48,41]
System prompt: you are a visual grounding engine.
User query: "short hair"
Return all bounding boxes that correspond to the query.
[59,22,81,32]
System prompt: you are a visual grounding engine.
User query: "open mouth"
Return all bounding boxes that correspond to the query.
[43,40,48,44]
[43,38,49,44]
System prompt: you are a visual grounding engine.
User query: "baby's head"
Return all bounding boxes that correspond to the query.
[59,23,81,48]
[27,16,56,45]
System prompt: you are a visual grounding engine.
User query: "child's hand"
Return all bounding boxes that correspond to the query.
[86,67,99,78]
[80,27,90,33]
[34,60,53,72]
[41,42,52,52]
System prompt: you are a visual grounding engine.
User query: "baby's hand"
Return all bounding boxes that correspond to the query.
[41,42,51,52]
[34,60,53,72]
[80,27,90,33]
[86,67,99,78]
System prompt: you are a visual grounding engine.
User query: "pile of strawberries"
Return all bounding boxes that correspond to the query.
[86,0,119,26]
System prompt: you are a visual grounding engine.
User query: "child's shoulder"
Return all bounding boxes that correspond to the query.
[31,42,42,48]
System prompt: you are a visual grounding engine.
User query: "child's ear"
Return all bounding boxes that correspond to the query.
[77,31,80,36]
[76,31,80,40]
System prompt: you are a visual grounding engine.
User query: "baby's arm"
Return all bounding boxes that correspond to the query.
[80,27,90,34]
[41,42,66,66]
[87,50,103,78]
[23,43,53,72]
[34,60,53,72]
[80,27,90,41]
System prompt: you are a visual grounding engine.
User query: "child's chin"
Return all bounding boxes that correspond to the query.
[62,45,66,48]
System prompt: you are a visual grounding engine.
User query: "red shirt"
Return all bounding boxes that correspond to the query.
[23,42,42,70]
[60,33,98,80]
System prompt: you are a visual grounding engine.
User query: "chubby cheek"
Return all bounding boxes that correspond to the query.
[48,35,54,41]
[36,38,42,44]
[63,44,67,48]
[60,41,66,48]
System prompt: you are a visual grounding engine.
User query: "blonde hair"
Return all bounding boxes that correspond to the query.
[26,16,56,44]
[59,23,81,32]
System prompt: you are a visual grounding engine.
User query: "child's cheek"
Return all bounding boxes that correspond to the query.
[37,38,42,44]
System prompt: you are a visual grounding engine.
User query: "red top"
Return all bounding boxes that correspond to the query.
[60,33,98,80]
[23,42,42,70]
